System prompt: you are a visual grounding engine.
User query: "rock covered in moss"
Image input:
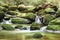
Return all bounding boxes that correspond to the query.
[17,12,36,20]
[4,15,11,20]
[1,24,15,30]
[30,22,42,30]
[43,14,54,25]
[45,8,55,14]
[33,33,43,38]
[49,17,60,25]
[7,10,19,15]
[0,6,7,11]
[11,18,30,24]
[46,25,60,31]
[18,4,27,12]
[25,5,35,12]
[8,6,17,11]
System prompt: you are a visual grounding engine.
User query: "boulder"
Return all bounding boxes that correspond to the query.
[46,25,60,31]
[15,24,23,30]
[49,17,60,25]
[33,33,43,38]
[11,18,30,24]
[8,6,17,11]
[30,22,42,30]
[1,24,15,30]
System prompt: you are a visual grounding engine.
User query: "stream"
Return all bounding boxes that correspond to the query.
[0,15,60,33]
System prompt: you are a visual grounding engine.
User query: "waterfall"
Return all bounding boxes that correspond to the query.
[40,26,47,32]
[35,15,41,24]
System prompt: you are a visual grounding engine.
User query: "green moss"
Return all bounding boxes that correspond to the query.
[11,18,30,24]
[4,15,11,20]
[7,11,19,15]
[49,17,60,25]
[26,13,36,19]
[47,25,60,31]
[33,33,43,38]
[0,6,7,11]
[45,8,55,13]
[1,24,15,30]
[43,14,54,25]
[8,6,17,11]
[17,13,36,20]
[30,22,42,30]
[26,5,35,12]
[15,24,23,30]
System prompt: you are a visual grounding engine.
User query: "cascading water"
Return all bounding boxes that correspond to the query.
[35,14,47,32]
[35,15,41,24]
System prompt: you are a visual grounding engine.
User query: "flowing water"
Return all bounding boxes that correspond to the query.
[0,15,60,33]
[35,15,41,24]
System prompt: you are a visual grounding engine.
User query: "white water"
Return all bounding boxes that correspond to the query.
[35,15,41,24]
[0,15,60,33]
[40,26,47,32]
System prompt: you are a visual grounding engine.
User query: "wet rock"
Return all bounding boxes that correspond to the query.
[46,25,60,31]
[30,22,42,30]
[11,18,30,24]
[43,14,54,25]
[1,24,15,30]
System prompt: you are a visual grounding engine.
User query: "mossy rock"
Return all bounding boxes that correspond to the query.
[18,4,27,11]
[0,11,5,21]
[30,22,42,30]
[8,6,17,11]
[4,15,11,20]
[46,25,60,31]
[25,5,35,12]
[49,17,60,25]
[0,3,8,8]
[33,33,43,38]
[11,18,30,24]
[45,8,55,14]
[18,13,35,20]
[7,10,19,15]
[43,14,54,25]
[15,24,23,30]
[0,6,7,11]
[1,24,15,30]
